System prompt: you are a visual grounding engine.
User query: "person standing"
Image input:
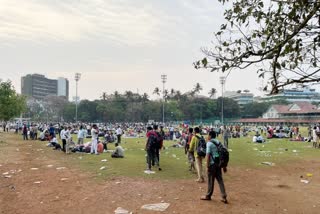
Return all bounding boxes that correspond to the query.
[22,123,28,140]
[116,126,122,144]
[223,126,230,149]
[145,126,157,171]
[153,124,162,171]
[77,125,86,145]
[91,124,99,155]
[64,127,72,154]
[186,127,195,172]
[60,126,67,152]
[189,127,205,183]
[201,130,228,203]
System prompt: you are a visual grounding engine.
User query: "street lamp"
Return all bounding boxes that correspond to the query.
[220,76,226,125]
[75,73,81,122]
[161,74,167,125]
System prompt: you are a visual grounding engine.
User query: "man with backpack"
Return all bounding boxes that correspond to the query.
[189,127,205,183]
[201,130,228,203]
[145,125,162,171]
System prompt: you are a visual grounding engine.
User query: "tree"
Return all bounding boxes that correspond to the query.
[208,88,217,98]
[195,0,320,94]
[153,87,160,96]
[101,92,108,101]
[0,80,26,121]
[193,83,203,95]
[237,90,242,94]
[243,89,250,93]
[43,95,68,122]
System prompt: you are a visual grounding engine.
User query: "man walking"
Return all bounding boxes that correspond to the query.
[223,125,230,149]
[60,126,67,152]
[77,125,86,145]
[201,130,228,203]
[189,127,205,183]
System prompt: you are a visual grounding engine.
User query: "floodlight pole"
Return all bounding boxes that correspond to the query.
[75,73,81,122]
[161,74,167,125]
[220,76,226,125]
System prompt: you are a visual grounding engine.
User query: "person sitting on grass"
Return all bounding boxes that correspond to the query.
[111,143,124,158]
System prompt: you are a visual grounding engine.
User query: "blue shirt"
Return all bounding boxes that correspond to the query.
[206,139,219,165]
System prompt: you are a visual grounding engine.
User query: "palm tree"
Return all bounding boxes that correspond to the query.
[164,89,169,101]
[142,93,149,102]
[243,89,250,93]
[153,87,160,96]
[101,92,108,101]
[113,91,120,98]
[193,83,203,95]
[237,90,242,93]
[208,88,217,98]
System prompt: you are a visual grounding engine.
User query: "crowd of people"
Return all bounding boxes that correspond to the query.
[3,120,320,203]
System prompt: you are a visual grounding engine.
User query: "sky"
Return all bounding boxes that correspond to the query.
[0,0,266,101]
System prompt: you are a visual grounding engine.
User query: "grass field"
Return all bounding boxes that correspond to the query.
[61,128,319,181]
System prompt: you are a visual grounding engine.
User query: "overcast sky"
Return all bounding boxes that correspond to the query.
[0,0,267,100]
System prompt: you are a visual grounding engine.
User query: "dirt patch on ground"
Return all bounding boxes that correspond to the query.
[1,132,319,214]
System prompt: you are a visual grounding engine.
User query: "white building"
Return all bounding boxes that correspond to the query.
[224,91,254,106]
[259,88,320,103]
[57,77,69,100]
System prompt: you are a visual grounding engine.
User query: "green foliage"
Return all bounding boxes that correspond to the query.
[196,0,320,94]
[0,80,26,121]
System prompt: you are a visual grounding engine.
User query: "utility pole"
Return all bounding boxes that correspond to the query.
[75,73,81,122]
[161,74,167,125]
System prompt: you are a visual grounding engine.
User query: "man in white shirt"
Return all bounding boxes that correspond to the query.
[77,125,86,145]
[64,127,72,154]
[116,126,122,144]
[60,127,67,152]
[91,124,99,155]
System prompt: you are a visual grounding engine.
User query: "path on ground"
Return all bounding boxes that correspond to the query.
[0,133,319,214]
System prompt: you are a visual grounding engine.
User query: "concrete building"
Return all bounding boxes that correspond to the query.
[21,74,69,100]
[259,88,320,103]
[57,77,69,99]
[224,91,254,106]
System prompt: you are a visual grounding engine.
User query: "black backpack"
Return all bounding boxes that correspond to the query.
[147,132,159,149]
[196,135,206,157]
[212,140,229,168]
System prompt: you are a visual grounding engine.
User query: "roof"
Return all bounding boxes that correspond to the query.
[234,118,320,124]
[270,102,320,114]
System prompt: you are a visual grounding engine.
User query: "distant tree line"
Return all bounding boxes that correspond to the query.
[24,83,290,123]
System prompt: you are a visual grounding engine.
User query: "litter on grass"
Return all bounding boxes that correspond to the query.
[261,162,275,166]
[101,159,108,162]
[144,170,155,174]
[100,166,106,170]
[141,203,170,212]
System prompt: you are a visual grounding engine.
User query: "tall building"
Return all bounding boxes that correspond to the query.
[57,77,69,99]
[21,74,69,100]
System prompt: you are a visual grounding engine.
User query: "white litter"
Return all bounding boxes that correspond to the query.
[141,203,170,212]
[115,182,121,184]
[114,207,132,214]
[144,170,155,174]
[292,150,298,153]
[228,149,233,152]
[101,159,108,162]
[34,181,43,184]
[261,162,275,166]
[4,175,12,178]
[100,166,106,170]
[30,168,39,170]
[2,172,9,175]
[47,165,53,168]
[300,179,309,184]
[56,167,66,170]
[60,178,68,181]
[172,154,177,158]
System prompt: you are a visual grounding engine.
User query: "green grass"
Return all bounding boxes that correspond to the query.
[67,129,320,180]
